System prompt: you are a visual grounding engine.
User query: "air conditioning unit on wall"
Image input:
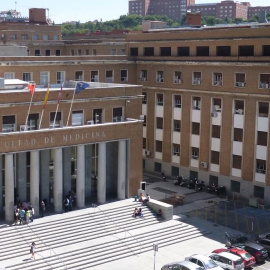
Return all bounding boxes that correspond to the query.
[201,162,208,168]
[145,150,151,156]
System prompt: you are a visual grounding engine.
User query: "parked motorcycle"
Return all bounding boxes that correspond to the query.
[195,180,205,191]
[180,177,189,187]
[207,183,217,193]
[224,232,248,245]
[187,179,196,189]
[174,175,183,186]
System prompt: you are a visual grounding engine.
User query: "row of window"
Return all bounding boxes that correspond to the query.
[2,108,124,132]
[140,70,270,89]
[4,70,129,85]
[2,34,59,41]
[130,45,270,57]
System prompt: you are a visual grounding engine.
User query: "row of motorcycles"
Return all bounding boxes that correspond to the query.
[173,175,226,195]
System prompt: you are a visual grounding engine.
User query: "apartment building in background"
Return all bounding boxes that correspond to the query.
[129,0,195,20]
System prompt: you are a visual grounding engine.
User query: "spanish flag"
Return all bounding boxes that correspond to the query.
[43,86,50,109]
[28,82,36,96]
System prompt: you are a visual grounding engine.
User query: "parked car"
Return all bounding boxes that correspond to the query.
[257,232,270,240]
[256,238,270,253]
[209,252,245,270]
[185,254,223,270]
[161,260,203,270]
[234,242,268,263]
[212,247,256,268]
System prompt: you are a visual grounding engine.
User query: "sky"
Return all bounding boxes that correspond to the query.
[1,0,269,24]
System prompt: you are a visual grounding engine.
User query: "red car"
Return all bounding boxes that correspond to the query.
[212,247,256,268]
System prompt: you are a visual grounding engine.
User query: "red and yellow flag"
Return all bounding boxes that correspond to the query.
[28,83,36,96]
[43,86,50,109]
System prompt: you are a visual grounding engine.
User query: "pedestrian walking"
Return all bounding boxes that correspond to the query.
[26,209,31,224]
[15,208,20,225]
[30,242,36,259]
[64,196,69,212]
[19,208,25,225]
[41,201,45,217]
[30,206,34,222]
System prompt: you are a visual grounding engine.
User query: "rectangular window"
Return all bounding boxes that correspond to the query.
[120,70,128,82]
[192,122,200,135]
[105,70,114,83]
[212,125,220,138]
[72,110,83,126]
[216,46,231,56]
[2,115,16,132]
[55,50,61,56]
[231,180,240,193]
[93,108,103,124]
[4,72,15,79]
[234,100,244,115]
[34,49,41,56]
[173,120,181,132]
[156,93,163,106]
[232,155,242,169]
[191,147,199,159]
[142,91,147,104]
[40,71,49,86]
[78,49,82,56]
[27,113,39,130]
[143,138,146,149]
[174,95,181,108]
[177,46,189,56]
[174,71,182,84]
[53,35,59,41]
[258,102,269,117]
[259,74,270,89]
[156,140,163,152]
[257,131,267,146]
[45,49,50,56]
[233,128,243,142]
[111,49,117,55]
[75,71,84,81]
[23,72,32,82]
[140,70,147,82]
[173,144,180,156]
[71,49,75,56]
[50,112,62,128]
[143,115,147,126]
[154,162,162,172]
[43,35,49,41]
[156,117,163,129]
[21,34,28,40]
[32,34,38,40]
[254,186,264,199]
[263,45,270,56]
[57,71,65,84]
[196,46,209,56]
[212,98,222,112]
[113,107,123,122]
[91,71,99,82]
[156,71,164,83]
[160,47,171,56]
[10,34,17,40]
[92,49,97,56]
[85,49,89,55]
[239,45,254,56]
[121,48,125,55]
[171,166,179,177]
[144,47,154,56]
[192,72,202,85]
[235,73,246,87]
[213,73,223,86]
[192,97,201,110]
[211,151,220,165]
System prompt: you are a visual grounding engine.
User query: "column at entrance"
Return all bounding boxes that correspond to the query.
[97,142,106,204]
[76,145,85,208]
[117,140,126,199]
[5,154,14,221]
[30,151,40,216]
[54,148,63,213]
[16,152,27,203]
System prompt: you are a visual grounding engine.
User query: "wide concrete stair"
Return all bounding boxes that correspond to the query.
[3,199,210,270]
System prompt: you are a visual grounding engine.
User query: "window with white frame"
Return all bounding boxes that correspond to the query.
[173,144,180,156]
[50,112,62,128]
[192,96,201,110]
[4,72,15,79]
[191,147,199,159]
[213,73,223,86]
[258,102,269,117]
[40,71,50,86]
[174,71,182,84]
[173,120,181,132]
[78,49,82,56]
[256,159,266,174]
[113,107,123,122]
[57,71,65,84]
[23,72,33,82]
[91,71,99,82]
[259,74,270,89]
[192,72,202,85]
[105,70,114,83]
[111,49,117,55]
[21,34,28,40]
[43,35,49,41]
[156,93,164,106]
[72,110,83,126]
[2,115,16,132]
[10,34,17,40]
[32,34,38,40]
[53,35,59,41]
[120,70,128,82]
[234,100,244,115]
[140,70,147,81]
[34,49,41,56]
[156,71,164,83]
[174,95,181,108]
[75,71,83,81]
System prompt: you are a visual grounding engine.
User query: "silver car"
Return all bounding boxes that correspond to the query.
[161,260,203,270]
[185,254,223,270]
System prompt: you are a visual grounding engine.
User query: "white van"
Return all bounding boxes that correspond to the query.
[209,252,244,270]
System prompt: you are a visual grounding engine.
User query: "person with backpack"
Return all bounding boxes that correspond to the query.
[64,196,69,212]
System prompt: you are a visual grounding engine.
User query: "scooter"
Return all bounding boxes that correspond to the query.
[187,179,196,189]
[174,175,183,185]
[180,177,189,187]
[207,183,217,193]
[195,180,205,191]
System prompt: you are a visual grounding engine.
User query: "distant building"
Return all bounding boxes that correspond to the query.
[129,0,195,20]
[248,6,270,19]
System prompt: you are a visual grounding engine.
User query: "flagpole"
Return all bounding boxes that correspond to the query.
[25,93,34,127]
[66,82,78,127]
[39,109,44,129]
[53,103,60,128]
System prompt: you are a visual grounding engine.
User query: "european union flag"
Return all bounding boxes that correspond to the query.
[75,81,90,94]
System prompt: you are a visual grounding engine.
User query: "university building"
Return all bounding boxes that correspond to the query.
[1,8,270,219]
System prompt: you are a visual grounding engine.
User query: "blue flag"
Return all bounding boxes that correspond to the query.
[75,81,90,94]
